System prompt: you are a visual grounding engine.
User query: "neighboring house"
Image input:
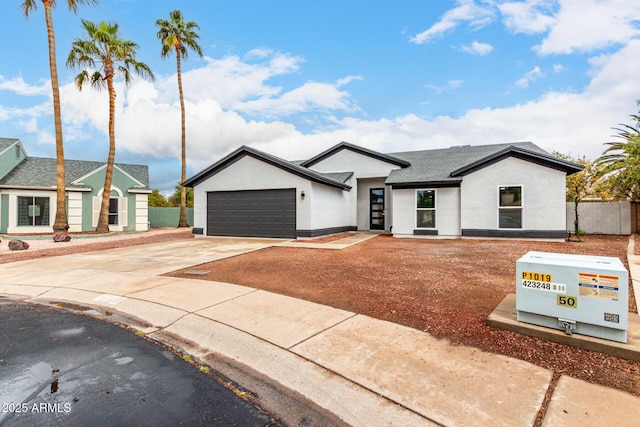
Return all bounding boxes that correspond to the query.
[0,138,150,234]
[183,141,583,239]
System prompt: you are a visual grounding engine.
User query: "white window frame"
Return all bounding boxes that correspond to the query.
[92,186,128,230]
[497,185,523,229]
[16,195,50,227]
[415,189,437,229]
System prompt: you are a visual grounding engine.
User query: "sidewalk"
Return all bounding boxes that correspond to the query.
[1,236,639,426]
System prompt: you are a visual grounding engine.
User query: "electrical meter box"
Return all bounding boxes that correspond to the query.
[516,251,628,343]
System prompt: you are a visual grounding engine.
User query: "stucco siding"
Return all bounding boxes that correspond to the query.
[192,156,314,233]
[460,157,566,231]
[392,187,461,237]
[309,149,401,178]
[356,178,388,231]
[0,194,6,233]
[0,142,25,181]
[308,182,352,230]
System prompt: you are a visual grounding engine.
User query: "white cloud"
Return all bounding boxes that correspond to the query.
[236,80,359,117]
[535,0,640,55]
[459,41,494,55]
[415,1,640,56]
[0,75,50,96]
[56,39,640,166]
[410,0,495,44]
[48,50,361,169]
[499,0,556,34]
[515,66,544,88]
[157,52,303,109]
[425,80,465,94]
[552,64,566,73]
[265,40,640,163]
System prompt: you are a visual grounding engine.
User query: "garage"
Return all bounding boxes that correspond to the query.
[206,189,296,238]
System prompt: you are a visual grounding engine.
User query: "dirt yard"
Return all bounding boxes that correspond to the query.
[165,234,640,396]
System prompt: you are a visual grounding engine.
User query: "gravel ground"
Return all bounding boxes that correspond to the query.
[166,234,640,397]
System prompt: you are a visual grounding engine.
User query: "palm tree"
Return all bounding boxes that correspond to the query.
[21,0,98,234]
[597,113,640,200]
[67,20,154,232]
[156,10,203,228]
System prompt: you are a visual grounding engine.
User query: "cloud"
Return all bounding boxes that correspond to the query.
[48,49,361,169]
[236,79,360,118]
[515,66,544,88]
[424,80,465,94]
[534,0,640,55]
[410,0,495,44]
[0,75,50,96]
[415,1,640,56]
[155,51,304,109]
[499,0,556,34]
[51,39,640,166]
[458,41,494,55]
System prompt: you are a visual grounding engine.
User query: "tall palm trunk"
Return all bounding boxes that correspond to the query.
[96,67,117,233]
[176,48,188,227]
[44,2,69,233]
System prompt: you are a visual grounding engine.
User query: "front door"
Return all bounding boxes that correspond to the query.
[370,188,385,230]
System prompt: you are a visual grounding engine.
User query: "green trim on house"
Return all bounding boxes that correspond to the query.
[0,139,25,181]
[0,194,8,233]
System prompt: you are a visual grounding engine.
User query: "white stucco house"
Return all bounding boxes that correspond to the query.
[183,141,583,239]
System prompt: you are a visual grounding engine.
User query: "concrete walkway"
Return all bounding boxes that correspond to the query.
[1,236,639,426]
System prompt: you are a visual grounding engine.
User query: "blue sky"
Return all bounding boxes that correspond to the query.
[2,0,639,194]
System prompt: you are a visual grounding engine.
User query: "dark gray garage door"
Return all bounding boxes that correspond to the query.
[206,189,296,238]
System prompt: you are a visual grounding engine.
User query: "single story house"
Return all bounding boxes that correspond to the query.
[0,138,150,234]
[183,141,583,239]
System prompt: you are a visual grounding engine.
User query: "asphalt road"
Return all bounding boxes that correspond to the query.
[0,301,276,427]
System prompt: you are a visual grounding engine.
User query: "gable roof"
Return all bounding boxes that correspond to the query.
[300,141,411,168]
[449,144,584,177]
[0,138,20,154]
[182,145,351,190]
[386,141,583,188]
[0,157,149,190]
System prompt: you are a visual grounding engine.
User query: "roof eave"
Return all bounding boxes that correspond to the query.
[301,141,411,168]
[450,146,585,177]
[0,185,92,192]
[183,146,351,191]
[388,180,462,189]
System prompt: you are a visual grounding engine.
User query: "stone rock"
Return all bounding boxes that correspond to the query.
[8,240,29,251]
[53,234,72,243]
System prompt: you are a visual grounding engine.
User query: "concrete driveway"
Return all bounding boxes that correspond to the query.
[0,237,283,332]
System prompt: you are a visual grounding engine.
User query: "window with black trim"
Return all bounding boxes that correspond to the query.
[416,190,436,228]
[498,186,522,228]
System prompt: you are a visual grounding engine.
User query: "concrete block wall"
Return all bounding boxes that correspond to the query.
[566,201,631,235]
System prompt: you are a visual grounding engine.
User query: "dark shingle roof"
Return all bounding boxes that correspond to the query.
[301,141,410,168]
[183,141,583,191]
[0,157,149,189]
[319,171,354,184]
[386,142,581,186]
[0,138,19,153]
[183,145,351,190]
